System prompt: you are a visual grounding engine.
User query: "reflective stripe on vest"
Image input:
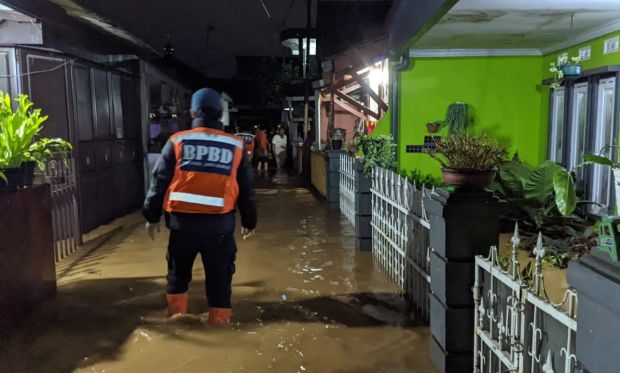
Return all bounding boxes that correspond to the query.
[172,132,243,148]
[163,127,243,215]
[169,192,225,207]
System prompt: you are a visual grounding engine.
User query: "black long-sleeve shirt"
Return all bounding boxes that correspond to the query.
[143,119,257,234]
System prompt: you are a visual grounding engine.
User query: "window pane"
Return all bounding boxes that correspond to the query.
[590,78,616,215]
[549,88,566,163]
[568,83,588,174]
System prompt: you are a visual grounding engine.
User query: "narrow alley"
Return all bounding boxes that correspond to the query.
[0,174,434,373]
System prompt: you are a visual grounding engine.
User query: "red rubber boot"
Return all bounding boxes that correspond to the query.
[208,307,232,326]
[166,293,189,317]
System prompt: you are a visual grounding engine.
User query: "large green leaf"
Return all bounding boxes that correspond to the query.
[498,160,533,195]
[523,161,563,203]
[583,153,614,167]
[553,170,577,216]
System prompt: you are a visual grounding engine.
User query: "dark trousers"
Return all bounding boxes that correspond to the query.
[166,230,237,308]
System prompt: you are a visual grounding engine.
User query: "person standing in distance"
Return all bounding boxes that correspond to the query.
[272,126,288,169]
[254,125,270,174]
[143,88,257,326]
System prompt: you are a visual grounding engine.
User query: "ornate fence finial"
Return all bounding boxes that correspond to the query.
[542,350,554,373]
[511,222,521,279]
[534,232,545,260]
[533,232,545,296]
[488,245,499,264]
[498,313,506,350]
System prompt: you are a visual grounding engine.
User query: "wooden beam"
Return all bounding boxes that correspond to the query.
[351,71,389,112]
[335,90,379,120]
[334,100,367,121]
[321,70,370,94]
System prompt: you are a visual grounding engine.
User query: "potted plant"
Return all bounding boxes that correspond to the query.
[445,102,470,135]
[354,134,396,176]
[550,56,581,89]
[428,133,509,189]
[0,92,72,190]
[426,121,441,133]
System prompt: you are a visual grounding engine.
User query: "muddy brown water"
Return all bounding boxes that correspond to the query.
[0,178,435,372]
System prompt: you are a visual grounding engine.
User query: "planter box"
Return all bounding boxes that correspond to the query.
[0,185,56,332]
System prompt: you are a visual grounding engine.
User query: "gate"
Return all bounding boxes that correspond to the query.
[46,158,81,261]
[339,153,356,228]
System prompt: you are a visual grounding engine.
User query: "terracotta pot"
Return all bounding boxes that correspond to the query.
[441,168,496,189]
[426,122,440,133]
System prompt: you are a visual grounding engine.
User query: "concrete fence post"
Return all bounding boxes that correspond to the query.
[324,150,346,205]
[354,159,372,251]
[425,189,503,373]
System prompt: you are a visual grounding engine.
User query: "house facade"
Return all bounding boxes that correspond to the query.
[374,1,620,215]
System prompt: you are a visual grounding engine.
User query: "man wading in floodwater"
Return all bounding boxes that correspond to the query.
[143,88,257,326]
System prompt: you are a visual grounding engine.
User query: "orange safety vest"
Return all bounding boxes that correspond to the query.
[163,127,243,215]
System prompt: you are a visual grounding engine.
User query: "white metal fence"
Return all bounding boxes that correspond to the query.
[370,166,432,320]
[473,225,580,373]
[339,153,356,228]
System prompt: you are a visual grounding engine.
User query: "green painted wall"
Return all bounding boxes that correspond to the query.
[393,30,620,177]
[371,108,391,137]
[397,56,545,176]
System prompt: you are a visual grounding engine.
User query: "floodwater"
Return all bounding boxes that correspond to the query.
[0,172,435,373]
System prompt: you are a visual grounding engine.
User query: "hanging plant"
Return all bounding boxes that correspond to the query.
[549,56,581,90]
[445,102,470,135]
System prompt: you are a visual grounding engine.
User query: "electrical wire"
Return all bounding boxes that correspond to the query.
[258,0,272,19]
[0,59,77,79]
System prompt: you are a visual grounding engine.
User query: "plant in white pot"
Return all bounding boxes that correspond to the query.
[0,91,72,190]
[583,149,620,213]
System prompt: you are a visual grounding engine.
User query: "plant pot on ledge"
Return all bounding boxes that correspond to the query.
[0,162,36,191]
[331,139,343,150]
[561,64,582,79]
[427,122,441,133]
[441,168,496,190]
